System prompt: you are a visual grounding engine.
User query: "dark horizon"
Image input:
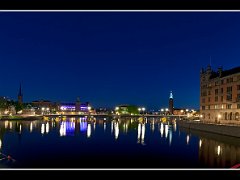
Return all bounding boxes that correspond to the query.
[1,12,240,110]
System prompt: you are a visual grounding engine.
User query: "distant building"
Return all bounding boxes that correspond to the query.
[115,105,139,115]
[32,100,55,115]
[169,91,174,115]
[200,65,240,124]
[18,83,23,104]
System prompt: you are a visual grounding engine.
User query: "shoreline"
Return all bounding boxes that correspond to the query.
[178,120,240,138]
[0,115,43,121]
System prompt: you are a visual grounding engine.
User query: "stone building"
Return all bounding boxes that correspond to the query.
[200,65,240,124]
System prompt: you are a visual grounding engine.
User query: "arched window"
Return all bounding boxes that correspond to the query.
[235,112,239,120]
[225,112,228,120]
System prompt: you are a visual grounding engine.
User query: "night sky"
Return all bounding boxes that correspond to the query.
[0,12,240,110]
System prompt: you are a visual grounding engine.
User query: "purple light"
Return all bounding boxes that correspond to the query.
[80,122,87,132]
[66,121,75,136]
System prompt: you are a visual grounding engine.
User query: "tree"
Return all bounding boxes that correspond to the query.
[15,103,23,114]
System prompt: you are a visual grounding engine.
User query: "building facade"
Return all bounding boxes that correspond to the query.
[200,65,240,125]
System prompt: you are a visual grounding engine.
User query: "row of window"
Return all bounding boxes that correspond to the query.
[202,94,240,103]
[202,112,240,121]
[201,85,240,97]
[202,104,240,110]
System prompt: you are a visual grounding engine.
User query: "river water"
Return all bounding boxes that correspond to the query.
[0,117,240,168]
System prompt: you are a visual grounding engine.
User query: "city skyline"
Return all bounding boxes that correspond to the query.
[1,12,240,109]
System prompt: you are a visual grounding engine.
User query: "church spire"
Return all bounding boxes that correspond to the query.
[169,91,173,99]
[18,83,23,96]
[18,83,23,104]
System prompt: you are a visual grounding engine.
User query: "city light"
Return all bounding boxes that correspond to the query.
[200,115,203,118]
[115,107,119,111]
[161,109,164,112]
[0,139,2,149]
[165,108,168,111]
[87,123,91,138]
[42,107,45,111]
[218,114,221,118]
[217,145,221,156]
[186,109,189,112]
[180,110,184,113]
[199,139,202,148]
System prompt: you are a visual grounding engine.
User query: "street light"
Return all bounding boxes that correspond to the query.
[88,106,91,116]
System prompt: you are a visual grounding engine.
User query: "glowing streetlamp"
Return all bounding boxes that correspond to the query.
[142,107,145,115]
[88,106,91,116]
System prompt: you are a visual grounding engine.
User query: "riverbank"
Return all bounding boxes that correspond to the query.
[0,115,43,121]
[178,120,240,138]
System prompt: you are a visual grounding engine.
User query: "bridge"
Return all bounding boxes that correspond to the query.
[42,114,187,119]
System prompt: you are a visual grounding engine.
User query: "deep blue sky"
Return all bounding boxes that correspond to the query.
[0,12,240,110]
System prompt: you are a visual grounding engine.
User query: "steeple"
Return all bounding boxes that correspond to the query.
[18,83,23,104]
[169,91,173,99]
[169,91,174,115]
[18,83,23,96]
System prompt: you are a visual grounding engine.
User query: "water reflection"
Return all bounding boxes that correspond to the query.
[137,122,145,145]
[87,123,91,138]
[114,122,119,140]
[30,122,33,133]
[199,138,240,168]
[0,117,240,168]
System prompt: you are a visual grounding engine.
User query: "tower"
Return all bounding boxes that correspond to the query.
[18,83,23,104]
[75,97,81,112]
[169,91,174,115]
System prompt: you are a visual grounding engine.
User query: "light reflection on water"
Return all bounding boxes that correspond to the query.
[0,117,240,168]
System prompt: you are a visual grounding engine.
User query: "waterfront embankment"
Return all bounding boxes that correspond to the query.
[0,115,43,121]
[178,120,240,138]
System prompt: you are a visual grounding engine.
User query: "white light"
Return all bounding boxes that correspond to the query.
[141,123,145,145]
[60,122,66,136]
[137,123,141,143]
[180,110,184,113]
[30,122,33,132]
[218,114,221,118]
[200,115,203,118]
[104,122,106,131]
[169,129,172,146]
[87,124,91,138]
[46,108,49,111]
[186,135,190,145]
[138,108,141,111]
[165,125,168,138]
[142,107,145,111]
[114,122,119,140]
[41,124,45,134]
[217,145,221,156]
[161,109,164,112]
[46,122,49,134]
[88,106,91,110]
[19,124,22,133]
[165,108,168,111]
[186,109,189,112]
[0,139,2,149]
[115,107,119,111]
[9,122,12,130]
[111,121,113,134]
[42,107,45,111]
[160,123,164,137]
[199,139,202,148]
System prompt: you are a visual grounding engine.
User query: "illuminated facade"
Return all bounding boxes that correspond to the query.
[200,65,240,124]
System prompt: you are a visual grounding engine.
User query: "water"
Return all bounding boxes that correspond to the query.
[0,117,240,168]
